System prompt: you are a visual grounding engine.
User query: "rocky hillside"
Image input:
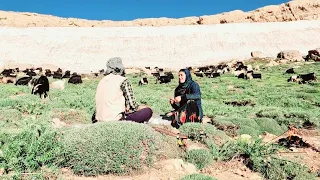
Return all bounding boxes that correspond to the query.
[0,0,319,27]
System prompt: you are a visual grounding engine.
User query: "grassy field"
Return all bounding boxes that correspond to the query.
[0,60,319,179]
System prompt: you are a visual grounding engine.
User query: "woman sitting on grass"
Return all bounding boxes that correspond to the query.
[167,68,203,128]
[92,57,153,123]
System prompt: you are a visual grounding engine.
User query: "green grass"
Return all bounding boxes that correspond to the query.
[0,61,319,178]
[185,149,213,170]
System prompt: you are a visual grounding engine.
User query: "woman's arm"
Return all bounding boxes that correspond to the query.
[181,82,201,101]
[171,90,180,110]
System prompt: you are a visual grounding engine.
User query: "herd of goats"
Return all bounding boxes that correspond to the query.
[0,60,317,100]
[0,67,101,99]
[140,60,317,85]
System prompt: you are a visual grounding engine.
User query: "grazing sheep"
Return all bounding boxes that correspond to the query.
[31,76,50,99]
[68,75,82,84]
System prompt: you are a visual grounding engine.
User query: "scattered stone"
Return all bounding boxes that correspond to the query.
[278,59,289,64]
[0,168,4,176]
[266,60,279,67]
[154,159,197,174]
[52,118,66,129]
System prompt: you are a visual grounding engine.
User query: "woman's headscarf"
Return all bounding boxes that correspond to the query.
[176,69,193,95]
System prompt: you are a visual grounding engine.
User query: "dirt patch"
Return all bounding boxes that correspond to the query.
[202,158,263,180]
[276,148,320,176]
[227,85,243,94]
[302,120,317,130]
[211,119,239,137]
[9,92,27,99]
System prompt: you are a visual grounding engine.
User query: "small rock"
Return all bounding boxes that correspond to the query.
[0,168,4,176]
[181,163,197,174]
[202,116,212,124]
[52,118,66,129]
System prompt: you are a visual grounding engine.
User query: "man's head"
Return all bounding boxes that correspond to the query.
[105,57,125,76]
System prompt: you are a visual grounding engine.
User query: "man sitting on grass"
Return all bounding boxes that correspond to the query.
[92,57,153,123]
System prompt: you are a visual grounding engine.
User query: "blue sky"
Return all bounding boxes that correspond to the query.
[0,0,288,21]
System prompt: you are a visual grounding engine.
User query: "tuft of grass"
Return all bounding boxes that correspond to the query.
[0,124,65,175]
[179,123,230,145]
[60,121,159,176]
[185,149,213,170]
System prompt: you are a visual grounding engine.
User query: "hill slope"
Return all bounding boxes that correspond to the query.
[0,0,319,27]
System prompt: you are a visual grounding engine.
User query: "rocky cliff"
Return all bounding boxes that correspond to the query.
[0,0,319,27]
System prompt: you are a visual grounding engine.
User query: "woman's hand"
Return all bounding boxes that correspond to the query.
[174,96,181,103]
[170,98,175,104]
[166,111,174,117]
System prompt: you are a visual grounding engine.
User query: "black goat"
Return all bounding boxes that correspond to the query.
[138,77,148,86]
[159,75,172,84]
[298,72,317,83]
[53,71,63,79]
[26,70,37,77]
[252,73,262,79]
[285,68,295,74]
[15,76,32,86]
[1,69,16,77]
[164,72,174,79]
[68,75,82,84]
[45,69,52,77]
[62,70,71,78]
[31,76,50,99]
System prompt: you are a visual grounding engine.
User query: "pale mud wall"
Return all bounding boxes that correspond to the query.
[0,20,320,73]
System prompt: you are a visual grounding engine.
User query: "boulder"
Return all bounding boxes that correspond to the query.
[308,48,320,61]
[251,51,264,58]
[277,50,304,62]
